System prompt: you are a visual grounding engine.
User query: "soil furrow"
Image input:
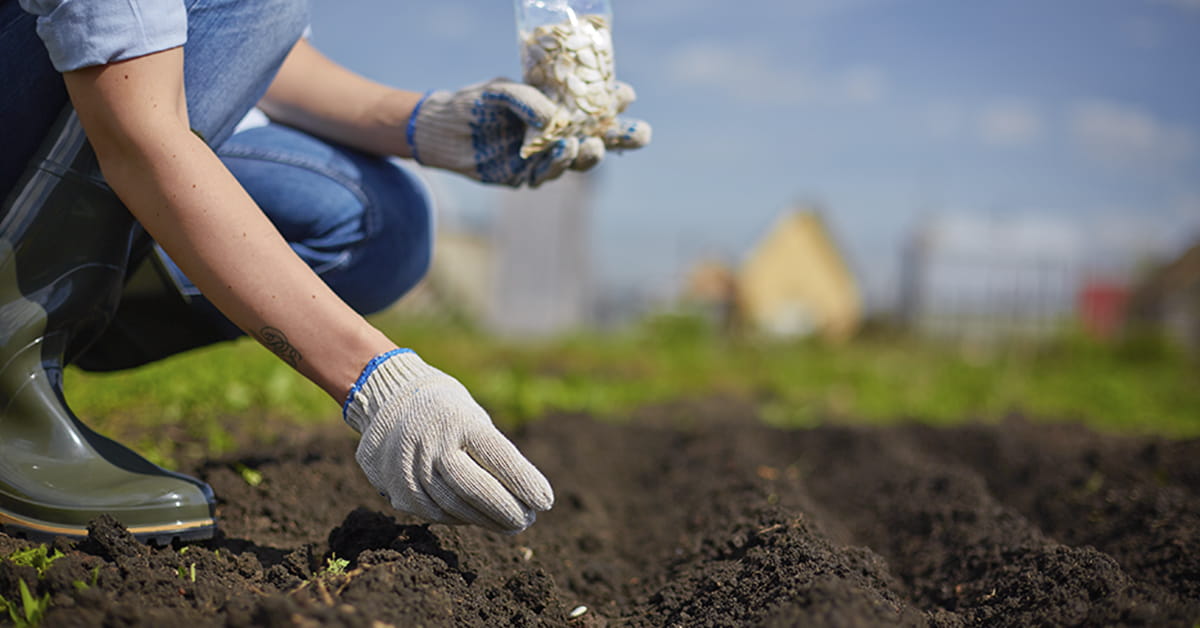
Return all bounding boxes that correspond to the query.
[1,405,1196,627]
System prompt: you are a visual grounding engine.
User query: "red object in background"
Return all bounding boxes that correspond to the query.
[1078,279,1130,340]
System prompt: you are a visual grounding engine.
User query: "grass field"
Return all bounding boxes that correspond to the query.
[63,312,1200,468]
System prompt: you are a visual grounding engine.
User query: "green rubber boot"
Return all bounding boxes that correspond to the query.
[0,108,216,544]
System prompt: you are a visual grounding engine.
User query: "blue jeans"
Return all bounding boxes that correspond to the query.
[1,0,432,359]
[163,121,434,338]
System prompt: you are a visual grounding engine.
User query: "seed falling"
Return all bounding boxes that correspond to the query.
[519,14,618,157]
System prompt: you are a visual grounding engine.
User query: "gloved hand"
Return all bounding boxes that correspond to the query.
[343,349,554,533]
[569,81,653,172]
[406,78,582,187]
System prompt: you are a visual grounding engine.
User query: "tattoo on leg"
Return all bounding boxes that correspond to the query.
[258,326,302,367]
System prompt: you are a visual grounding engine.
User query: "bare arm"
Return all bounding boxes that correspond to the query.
[63,47,396,401]
[258,39,422,158]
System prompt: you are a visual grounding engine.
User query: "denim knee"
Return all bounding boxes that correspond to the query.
[339,158,434,315]
[262,153,433,316]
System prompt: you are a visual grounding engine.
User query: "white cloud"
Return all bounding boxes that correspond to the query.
[929,212,1083,261]
[667,43,760,85]
[665,41,886,106]
[977,101,1043,148]
[924,209,1195,274]
[1089,215,1177,260]
[920,101,1044,147]
[1070,101,1197,166]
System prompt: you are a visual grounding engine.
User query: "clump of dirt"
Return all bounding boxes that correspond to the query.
[2,399,1198,626]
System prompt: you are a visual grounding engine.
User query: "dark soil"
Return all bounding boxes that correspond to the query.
[2,398,1198,626]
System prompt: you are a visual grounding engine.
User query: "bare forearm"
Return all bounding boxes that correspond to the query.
[259,39,420,158]
[63,49,394,401]
[101,127,393,398]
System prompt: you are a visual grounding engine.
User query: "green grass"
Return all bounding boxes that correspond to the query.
[63,340,332,467]
[63,311,1200,467]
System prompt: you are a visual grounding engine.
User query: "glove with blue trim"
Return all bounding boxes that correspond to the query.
[343,349,554,533]
[406,78,581,187]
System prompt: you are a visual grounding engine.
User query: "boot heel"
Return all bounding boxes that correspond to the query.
[1,107,218,543]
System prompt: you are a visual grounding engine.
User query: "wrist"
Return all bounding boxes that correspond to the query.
[405,90,436,164]
[342,349,440,430]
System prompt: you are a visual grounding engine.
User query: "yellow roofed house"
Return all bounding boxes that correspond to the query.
[736,209,862,341]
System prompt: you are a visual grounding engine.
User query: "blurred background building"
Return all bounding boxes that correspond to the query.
[487,173,594,337]
[894,212,1199,351]
[897,214,1080,344]
[737,211,861,341]
[682,209,862,341]
[395,172,596,339]
[1125,242,1200,356]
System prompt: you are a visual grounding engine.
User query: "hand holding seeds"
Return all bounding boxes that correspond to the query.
[404,10,647,186]
[519,13,651,159]
[406,79,589,187]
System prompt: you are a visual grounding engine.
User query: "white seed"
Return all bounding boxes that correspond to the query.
[519,14,620,158]
[564,33,590,51]
[553,56,573,81]
[565,74,588,95]
[577,97,601,114]
[568,605,588,618]
[575,47,598,69]
[574,66,601,83]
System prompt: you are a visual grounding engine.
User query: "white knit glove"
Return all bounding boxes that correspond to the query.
[570,81,653,171]
[406,78,584,187]
[343,350,553,533]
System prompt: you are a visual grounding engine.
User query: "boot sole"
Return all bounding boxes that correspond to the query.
[0,508,216,546]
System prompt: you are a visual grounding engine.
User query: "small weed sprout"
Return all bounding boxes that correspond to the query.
[72,565,102,592]
[0,579,51,627]
[233,463,264,487]
[177,563,197,582]
[323,554,350,575]
[6,546,64,577]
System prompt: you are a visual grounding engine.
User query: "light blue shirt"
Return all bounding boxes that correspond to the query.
[19,0,188,72]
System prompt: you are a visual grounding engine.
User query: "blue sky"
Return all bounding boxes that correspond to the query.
[308,0,1200,309]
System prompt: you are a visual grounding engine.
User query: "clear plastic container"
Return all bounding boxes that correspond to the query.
[514,0,618,155]
[515,0,613,41]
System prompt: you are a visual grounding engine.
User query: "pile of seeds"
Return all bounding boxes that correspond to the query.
[519,13,617,157]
